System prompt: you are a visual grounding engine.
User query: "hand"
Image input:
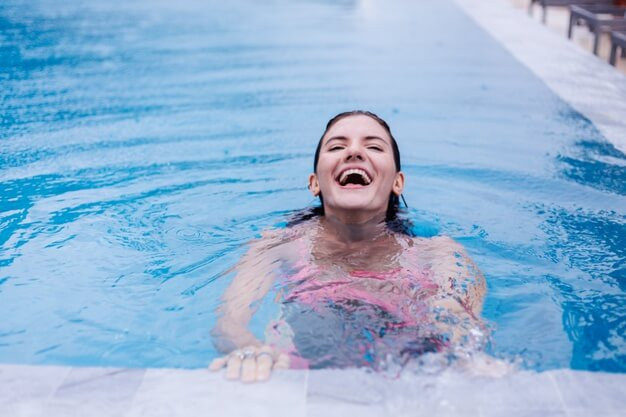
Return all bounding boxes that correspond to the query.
[209,345,290,383]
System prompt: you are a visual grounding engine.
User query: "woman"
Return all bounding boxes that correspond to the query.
[209,111,487,382]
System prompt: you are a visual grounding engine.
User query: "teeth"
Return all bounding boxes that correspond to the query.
[339,168,371,185]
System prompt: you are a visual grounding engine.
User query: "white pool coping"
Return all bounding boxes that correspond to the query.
[1,363,625,417]
[455,0,626,154]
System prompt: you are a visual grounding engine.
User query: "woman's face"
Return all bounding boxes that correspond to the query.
[309,115,404,222]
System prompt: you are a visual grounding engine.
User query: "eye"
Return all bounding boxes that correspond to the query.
[368,145,384,152]
[328,145,344,151]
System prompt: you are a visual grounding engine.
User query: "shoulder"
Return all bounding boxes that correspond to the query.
[410,235,465,256]
[248,222,312,262]
[255,220,310,243]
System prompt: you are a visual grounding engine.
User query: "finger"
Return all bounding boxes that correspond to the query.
[240,356,257,383]
[273,353,290,370]
[209,356,227,372]
[255,353,274,381]
[225,354,242,380]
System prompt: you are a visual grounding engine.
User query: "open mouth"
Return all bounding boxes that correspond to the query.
[336,168,372,187]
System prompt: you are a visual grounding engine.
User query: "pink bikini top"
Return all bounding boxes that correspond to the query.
[279,236,440,326]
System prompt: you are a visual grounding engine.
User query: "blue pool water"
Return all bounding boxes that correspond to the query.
[1,0,624,372]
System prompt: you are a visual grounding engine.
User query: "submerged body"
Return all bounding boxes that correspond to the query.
[213,216,487,372]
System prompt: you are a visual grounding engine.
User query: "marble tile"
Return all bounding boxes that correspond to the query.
[306,397,390,417]
[42,399,128,417]
[479,409,567,417]
[53,367,145,405]
[125,368,307,417]
[0,400,45,417]
[0,364,70,402]
[550,369,626,413]
[567,412,624,417]
[474,371,565,413]
[2,364,624,417]
[306,369,392,417]
[1,397,127,417]
[307,368,385,405]
[394,371,481,417]
[307,368,481,417]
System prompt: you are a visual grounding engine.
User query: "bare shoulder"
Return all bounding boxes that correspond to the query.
[410,235,466,257]
[251,223,304,246]
[419,235,485,305]
[229,226,302,287]
[245,223,309,264]
[256,225,293,240]
[411,235,482,281]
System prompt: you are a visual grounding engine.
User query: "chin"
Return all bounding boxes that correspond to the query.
[328,197,379,213]
[322,186,387,215]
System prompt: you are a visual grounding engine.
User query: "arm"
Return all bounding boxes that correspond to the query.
[211,233,279,352]
[423,235,486,317]
[423,237,515,375]
[414,235,487,350]
[210,230,291,382]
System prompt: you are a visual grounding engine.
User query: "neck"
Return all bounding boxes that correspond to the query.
[320,210,387,243]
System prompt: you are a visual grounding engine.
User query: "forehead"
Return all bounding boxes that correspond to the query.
[322,115,392,144]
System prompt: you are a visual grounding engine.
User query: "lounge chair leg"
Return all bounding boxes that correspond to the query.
[592,27,600,55]
[528,0,533,16]
[610,44,617,66]
[567,14,574,39]
[541,7,547,24]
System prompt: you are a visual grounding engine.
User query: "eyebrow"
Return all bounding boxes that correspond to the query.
[324,136,348,145]
[364,136,387,143]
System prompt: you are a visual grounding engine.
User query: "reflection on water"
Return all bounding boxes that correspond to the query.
[559,140,626,196]
[0,0,624,372]
[549,140,626,372]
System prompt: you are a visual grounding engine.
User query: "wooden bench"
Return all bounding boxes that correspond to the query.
[528,0,613,24]
[568,4,626,54]
[609,30,626,64]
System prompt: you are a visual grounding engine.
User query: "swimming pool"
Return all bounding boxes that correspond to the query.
[1,0,624,372]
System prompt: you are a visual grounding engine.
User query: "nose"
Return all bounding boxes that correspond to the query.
[345,144,364,162]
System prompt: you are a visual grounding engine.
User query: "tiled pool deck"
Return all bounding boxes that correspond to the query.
[2,1,626,416]
[1,364,625,417]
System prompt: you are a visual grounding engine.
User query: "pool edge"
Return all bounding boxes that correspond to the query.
[1,363,625,416]
[455,0,626,155]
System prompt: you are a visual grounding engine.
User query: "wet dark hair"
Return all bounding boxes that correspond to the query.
[289,110,412,235]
